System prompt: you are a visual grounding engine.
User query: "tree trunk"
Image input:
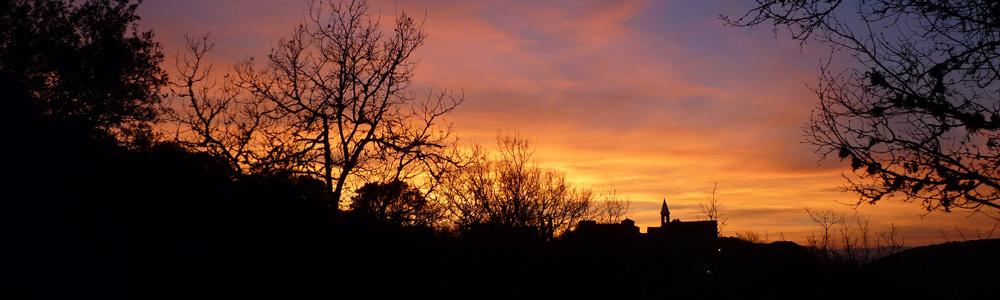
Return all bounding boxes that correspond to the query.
[322,117,335,210]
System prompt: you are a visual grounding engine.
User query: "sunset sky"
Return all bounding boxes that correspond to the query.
[138,0,998,246]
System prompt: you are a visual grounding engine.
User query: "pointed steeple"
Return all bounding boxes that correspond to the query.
[660,199,670,226]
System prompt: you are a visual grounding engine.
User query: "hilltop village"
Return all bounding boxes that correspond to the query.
[568,199,719,251]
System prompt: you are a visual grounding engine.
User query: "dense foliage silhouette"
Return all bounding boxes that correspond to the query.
[1,0,167,143]
[348,180,442,226]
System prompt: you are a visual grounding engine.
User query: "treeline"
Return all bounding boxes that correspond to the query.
[6,102,822,298]
[2,0,630,241]
[157,0,625,239]
[2,0,640,297]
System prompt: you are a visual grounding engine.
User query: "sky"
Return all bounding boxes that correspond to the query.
[137,0,999,246]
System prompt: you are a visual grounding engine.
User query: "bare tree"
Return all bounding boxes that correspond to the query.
[237,0,465,208]
[589,181,632,224]
[700,182,728,236]
[877,222,905,259]
[736,230,765,244]
[440,132,593,240]
[162,0,464,208]
[162,33,299,174]
[726,1,1000,214]
[805,207,843,261]
[805,207,905,265]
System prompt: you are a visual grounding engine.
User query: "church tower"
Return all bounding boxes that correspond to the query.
[660,199,670,227]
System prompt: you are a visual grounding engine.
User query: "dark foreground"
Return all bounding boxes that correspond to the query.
[7,113,998,299]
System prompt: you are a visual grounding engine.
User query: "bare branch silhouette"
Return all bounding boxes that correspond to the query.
[161,0,464,208]
[589,180,632,224]
[440,132,593,240]
[700,182,728,236]
[727,0,1000,213]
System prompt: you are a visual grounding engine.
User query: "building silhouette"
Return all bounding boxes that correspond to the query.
[646,199,717,240]
[568,199,718,251]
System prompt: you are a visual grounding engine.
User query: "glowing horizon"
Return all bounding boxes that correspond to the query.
[138,0,999,246]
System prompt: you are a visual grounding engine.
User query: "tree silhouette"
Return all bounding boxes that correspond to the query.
[804,208,905,266]
[164,0,464,207]
[700,182,728,236]
[441,132,593,240]
[163,33,294,174]
[726,1,1000,213]
[590,181,632,224]
[348,180,442,226]
[236,0,464,208]
[1,0,167,143]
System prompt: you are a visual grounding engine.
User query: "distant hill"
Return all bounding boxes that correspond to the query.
[864,238,1000,298]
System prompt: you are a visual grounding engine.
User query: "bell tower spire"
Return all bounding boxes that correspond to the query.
[660,199,670,227]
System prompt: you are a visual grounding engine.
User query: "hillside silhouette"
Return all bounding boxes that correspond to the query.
[11,118,993,298]
[8,112,999,299]
[863,238,1000,299]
